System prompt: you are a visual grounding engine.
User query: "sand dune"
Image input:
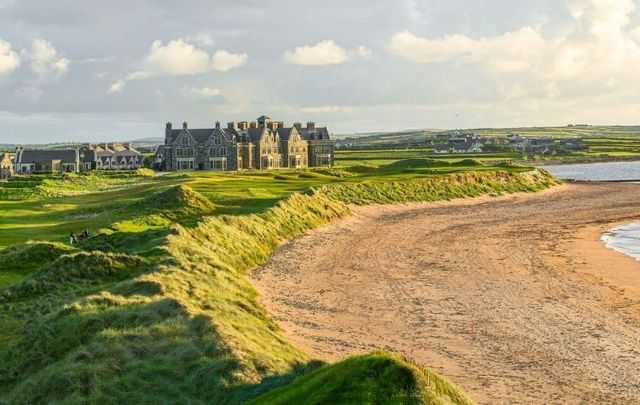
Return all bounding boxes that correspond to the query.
[251,183,640,404]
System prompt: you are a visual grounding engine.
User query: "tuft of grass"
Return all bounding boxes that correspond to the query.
[0,242,76,287]
[136,184,216,217]
[248,351,474,405]
[316,170,560,205]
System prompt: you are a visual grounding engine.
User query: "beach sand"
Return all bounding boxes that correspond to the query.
[251,182,640,404]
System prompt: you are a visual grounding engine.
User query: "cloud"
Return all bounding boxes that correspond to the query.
[26,39,70,80]
[143,39,212,76]
[211,50,247,72]
[184,31,215,47]
[389,27,546,73]
[107,80,124,93]
[357,45,373,59]
[283,40,348,65]
[110,39,247,92]
[389,0,640,101]
[0,38,21,75]
[139,39,247,76]
[182,86,221,97]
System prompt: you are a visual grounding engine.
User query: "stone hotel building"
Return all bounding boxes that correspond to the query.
[156,115,334,171]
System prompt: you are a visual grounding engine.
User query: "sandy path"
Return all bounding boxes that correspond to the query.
[251,183,640,404]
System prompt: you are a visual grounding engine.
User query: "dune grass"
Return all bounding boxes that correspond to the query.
[249,351,473,405]
[0,163,561,404]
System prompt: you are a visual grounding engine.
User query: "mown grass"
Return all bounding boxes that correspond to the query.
[0,162,561,404]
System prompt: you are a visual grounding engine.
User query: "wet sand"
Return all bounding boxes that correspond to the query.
[251,183,640,404]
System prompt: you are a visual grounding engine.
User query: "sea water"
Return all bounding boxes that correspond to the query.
[602,223,640,262]
[543,160,640,181]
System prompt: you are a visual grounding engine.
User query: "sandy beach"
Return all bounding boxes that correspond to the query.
[251,183,640,404]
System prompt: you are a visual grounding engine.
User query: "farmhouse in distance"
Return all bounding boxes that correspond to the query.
[156,115,335,171]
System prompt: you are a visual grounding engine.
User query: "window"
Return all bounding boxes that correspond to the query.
[182,138,189,146]
[219,147,227,155]
[214,136,221,145]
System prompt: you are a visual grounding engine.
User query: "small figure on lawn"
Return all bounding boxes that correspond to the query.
[69,232,78,245]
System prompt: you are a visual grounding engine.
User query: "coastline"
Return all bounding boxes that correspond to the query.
[252,182,640,403]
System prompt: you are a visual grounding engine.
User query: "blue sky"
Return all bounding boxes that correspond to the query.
[1,0,640,143]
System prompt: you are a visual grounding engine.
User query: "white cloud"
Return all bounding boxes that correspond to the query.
[107,80,125,93]
[357,46,373,59]
[0,38,20,75]
[139,40,247,76]
[26,39,70,80]
[111,39,247,92]
[211,50,247,72]
[284,40,347,65]
[143,39,212,76]
[182,86,221,97]
[184,32,215,47]
[389,27,546,73]
[390,0,640,101]
[125,70,151,80]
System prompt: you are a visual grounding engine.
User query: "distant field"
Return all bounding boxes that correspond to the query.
[337,126,640,161]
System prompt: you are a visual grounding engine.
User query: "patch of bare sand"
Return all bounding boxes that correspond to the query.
[251,183,640,404]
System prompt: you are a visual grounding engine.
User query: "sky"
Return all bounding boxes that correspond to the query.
[1,0,640,143]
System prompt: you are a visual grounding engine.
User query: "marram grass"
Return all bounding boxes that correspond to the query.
[0,168,560,404]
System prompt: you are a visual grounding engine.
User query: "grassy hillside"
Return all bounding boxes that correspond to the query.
[0,163,560,403]
[249,352,473,405]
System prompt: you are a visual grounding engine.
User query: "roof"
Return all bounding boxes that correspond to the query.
[19,149,78,164]
[154,145,166,155]
[80,149,96,162]
[167,128,215,144]
[277,127,295,141]
[244,126,269,143]
[299,127,331,141]
[453,141,482,151]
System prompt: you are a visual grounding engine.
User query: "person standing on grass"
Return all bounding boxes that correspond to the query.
[69,232,75,244]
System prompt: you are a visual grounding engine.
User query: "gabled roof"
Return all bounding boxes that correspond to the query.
[19,149,78,164]
[244,126,269,143]
[167,128,214,144]
[81,149,96,162]
[299,127,330,141]
[277,127,297,141]
[154,145,165,155]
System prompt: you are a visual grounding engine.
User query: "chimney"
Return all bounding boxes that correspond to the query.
[277,121,284,129]
[249,121,257,128]
[293,122,302,130]
[307,121,315,130]
[183,121,188,130]
[165,122,172,135]
[238,121,249,130]
[227,121,237,130]
[215,121,221,129]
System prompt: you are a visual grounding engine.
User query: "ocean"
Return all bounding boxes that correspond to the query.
[542,161,640,262]
[602,223,640,262]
